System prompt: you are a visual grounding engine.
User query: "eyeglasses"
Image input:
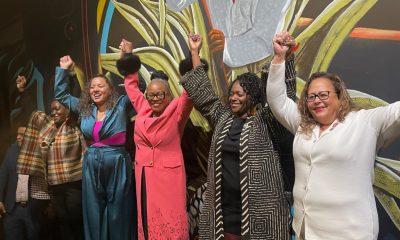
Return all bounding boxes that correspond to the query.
[145,92,166,100]
[305,91,333,102]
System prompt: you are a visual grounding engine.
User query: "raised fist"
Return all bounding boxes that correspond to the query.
[119,39,133,57]
[188,33,202,52]
[16,75,27,93]
[59,55,75,71]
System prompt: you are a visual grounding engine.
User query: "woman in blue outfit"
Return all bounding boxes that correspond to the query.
[54,55,140,240]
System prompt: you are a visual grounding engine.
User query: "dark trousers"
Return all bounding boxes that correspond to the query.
[49,180,83,240]
[29,198,52,240]
[3,203,37,240]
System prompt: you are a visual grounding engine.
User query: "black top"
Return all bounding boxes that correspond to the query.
[221,117,245,235]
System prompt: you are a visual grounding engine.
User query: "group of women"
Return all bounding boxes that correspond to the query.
[46,30,399,240]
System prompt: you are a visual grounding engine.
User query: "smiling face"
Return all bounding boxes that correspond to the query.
[89,76,112,108]
[306,77,340,127]
[146,80,172,116]
[51,100,69,127]
[229,80,249,118]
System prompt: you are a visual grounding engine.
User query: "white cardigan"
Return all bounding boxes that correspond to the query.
[266,62,400,240]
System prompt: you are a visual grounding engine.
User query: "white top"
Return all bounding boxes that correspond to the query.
[15,174,29,202]
[166,0,291,67]
[266,62,400,240]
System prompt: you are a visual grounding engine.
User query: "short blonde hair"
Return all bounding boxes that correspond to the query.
[298,72,357,136]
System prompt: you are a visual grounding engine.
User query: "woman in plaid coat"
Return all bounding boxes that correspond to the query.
[17,75,85,240]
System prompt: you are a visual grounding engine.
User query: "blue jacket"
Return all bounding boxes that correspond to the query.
[0,143,20,212]
[54,67,132,143]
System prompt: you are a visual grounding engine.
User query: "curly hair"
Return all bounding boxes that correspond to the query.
[228,72,262,116]
[78,74,119,117]
[298,72,357,136]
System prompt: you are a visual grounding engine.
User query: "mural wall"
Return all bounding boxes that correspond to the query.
[1,0,399,239]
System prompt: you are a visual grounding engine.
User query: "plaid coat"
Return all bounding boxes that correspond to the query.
[17,111,85,185]
[180,58,296,240]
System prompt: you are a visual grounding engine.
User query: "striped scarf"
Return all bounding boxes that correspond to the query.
[17,111,85,185]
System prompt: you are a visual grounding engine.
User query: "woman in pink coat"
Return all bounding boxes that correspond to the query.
[117,39,193,240]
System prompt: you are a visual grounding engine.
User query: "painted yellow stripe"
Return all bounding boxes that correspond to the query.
[97,0,107,32]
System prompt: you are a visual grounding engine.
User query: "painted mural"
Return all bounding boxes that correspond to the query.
[0,0,399,239]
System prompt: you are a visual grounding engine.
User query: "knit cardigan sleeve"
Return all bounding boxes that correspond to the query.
[261,55,297,142]
[180,65,230,129]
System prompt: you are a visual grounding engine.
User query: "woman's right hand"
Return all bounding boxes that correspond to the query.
[119,39,133,57]
[272,31,294,64]
[59,55,75,71]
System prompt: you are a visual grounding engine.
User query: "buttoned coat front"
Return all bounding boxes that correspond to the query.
[124,72,193,240]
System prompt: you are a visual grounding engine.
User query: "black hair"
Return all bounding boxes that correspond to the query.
[150,70,169,81]
[179,52,209,76]
[228,72,262,107]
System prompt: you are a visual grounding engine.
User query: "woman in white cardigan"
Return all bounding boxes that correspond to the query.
[266,32,400,240]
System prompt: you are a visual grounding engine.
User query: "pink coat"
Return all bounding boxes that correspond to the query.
[124,73,192,240]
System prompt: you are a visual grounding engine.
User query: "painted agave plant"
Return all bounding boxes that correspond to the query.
[98,0,400,231]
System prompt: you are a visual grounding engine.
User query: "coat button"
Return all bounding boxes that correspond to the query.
[149,161,153,166]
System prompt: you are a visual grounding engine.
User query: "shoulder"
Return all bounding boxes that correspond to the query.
[115,95,129,108]
[4,143,19,160]
[118,95,127,102]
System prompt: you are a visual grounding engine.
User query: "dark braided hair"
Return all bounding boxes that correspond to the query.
[228,72,262,108]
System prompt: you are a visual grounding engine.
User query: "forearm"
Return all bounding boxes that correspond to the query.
[176,90,194,122]
[191,50,202,69]
[266,61,299,134]
[54,67,79,113]
[124,72,146,111]
[180,65,226,128]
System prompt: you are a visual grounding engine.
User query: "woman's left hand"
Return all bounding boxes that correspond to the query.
[188,33,202,53]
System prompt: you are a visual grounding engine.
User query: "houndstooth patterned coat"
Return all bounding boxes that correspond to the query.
[181,58,296,240]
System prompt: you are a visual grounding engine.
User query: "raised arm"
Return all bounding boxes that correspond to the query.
[174,88,193,123]
[14,75,36,123]
[266,32,301,134]
[117,39,146,112]
[363,101,400,149]
[54,55,80,113]
[180,34,228,129]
